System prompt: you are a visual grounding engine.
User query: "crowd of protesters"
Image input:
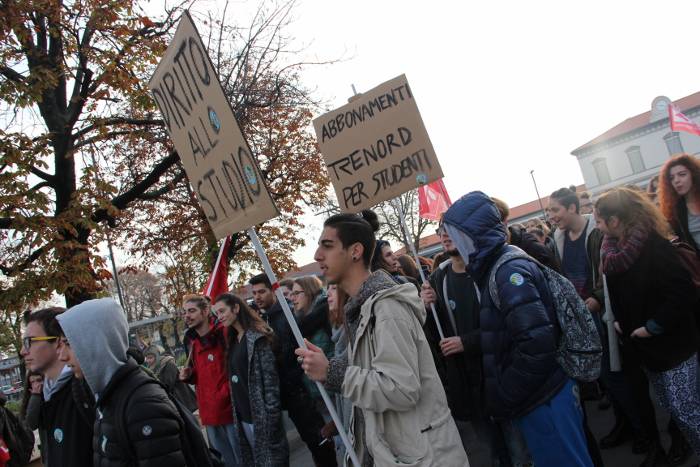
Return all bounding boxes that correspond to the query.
[8,152,700,467]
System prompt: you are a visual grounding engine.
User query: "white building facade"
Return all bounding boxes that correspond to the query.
[572,94,700,196]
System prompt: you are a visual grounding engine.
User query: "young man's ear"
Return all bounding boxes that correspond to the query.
[350,243,364,263]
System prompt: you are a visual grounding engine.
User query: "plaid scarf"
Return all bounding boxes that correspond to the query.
[601,225,648,274]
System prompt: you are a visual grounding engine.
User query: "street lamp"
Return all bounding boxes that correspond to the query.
[530,170,547,220]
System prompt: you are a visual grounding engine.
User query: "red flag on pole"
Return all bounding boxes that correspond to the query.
[202,236,232,300]
[669,103,700,137]
[418,179,452,221]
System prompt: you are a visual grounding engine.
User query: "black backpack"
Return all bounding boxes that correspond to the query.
[115,369,223,467]
[1,405,35,467]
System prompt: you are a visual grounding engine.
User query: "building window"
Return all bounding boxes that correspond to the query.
[592,158,611,185]
[664,132,684,156]
[625,146,645,174]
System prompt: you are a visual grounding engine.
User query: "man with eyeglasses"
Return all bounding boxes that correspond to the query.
[21,307,93,467]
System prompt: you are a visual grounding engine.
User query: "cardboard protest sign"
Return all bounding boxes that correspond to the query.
[313,74,443,212]
[148,12,278,239]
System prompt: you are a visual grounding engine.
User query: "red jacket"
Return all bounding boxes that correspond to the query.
[185,322,234,426]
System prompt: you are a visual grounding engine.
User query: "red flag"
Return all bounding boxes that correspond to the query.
[202,236,232,300]
[669,103,700,137]
[418,179,452,221]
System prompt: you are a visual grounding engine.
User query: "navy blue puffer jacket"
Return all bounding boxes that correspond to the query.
[443,192,567,420]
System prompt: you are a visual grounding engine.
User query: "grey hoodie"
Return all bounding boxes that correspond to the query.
[43,364,73,401]
[57,298,129,399]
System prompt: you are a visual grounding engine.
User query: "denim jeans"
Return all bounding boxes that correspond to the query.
[206,423,242,467]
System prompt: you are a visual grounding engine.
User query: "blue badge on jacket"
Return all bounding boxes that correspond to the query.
[53,428,63,443]
[509,273,524,286]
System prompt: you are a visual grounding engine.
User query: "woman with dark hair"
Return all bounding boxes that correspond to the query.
[595,187,700,462]
[397,254,421,284]
[658,153,700,252]
[291,276,334,407]
[213,292,289,467]
[296,209,469,466]
[371,239,420,290]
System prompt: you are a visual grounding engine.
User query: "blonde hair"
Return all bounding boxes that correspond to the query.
[595,187,671,240]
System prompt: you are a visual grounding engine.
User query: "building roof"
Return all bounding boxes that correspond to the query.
[573,91,700,153]
[508,184,586,221]
[395,233,440,256]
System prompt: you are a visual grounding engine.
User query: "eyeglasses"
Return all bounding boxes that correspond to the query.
[22,336,59,350]
[291,291,305,297]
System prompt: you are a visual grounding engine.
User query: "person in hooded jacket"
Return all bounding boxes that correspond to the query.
[20,307,93,467]
[442,191,592,467]
[491,197,560,272]
[296,210,469,467]
[56,298,186,467]
[214,292,289,467]
[421,221,533,467]
[144,345,198,413]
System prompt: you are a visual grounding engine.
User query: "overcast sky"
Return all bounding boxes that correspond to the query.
[270,0,700,263]
[148,0,700,267]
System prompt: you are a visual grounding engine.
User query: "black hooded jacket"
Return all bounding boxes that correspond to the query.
[92,359,186,467]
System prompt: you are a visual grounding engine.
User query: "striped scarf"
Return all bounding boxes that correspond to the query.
[601,225,648,274]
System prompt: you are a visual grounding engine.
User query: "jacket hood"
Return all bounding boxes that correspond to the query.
[43,365,73,401]
[443,191,507,278]
[144,345,170,373]
[57,298,129,397]
[365,282,427,326]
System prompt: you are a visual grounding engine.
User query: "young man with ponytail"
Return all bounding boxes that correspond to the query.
[297,210,469,466]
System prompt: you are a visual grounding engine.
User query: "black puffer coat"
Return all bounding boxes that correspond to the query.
[93,359,186,467]
[443,192,567,420]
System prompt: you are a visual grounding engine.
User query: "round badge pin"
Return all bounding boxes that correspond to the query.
[243,165,257,186]
[207,354,214,362]
[142,425,153,436]
[232,375,239,384]
[416,173,428,185]
[54,428,64,444]
[208,107,221,134]
[509,273,525,286]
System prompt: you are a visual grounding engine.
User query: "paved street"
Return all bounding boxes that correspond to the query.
[290,400,699,466]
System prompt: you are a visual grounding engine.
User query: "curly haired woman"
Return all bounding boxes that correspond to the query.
[658,154,700,252]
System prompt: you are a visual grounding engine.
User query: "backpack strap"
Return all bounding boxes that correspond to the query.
[487,247,542,309]
[440,266,459,336]
[113,372,155,462]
